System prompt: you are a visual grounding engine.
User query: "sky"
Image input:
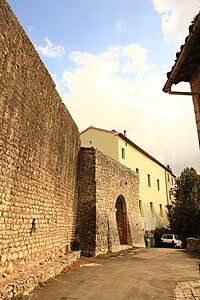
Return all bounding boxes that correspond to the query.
[7,0,200,176]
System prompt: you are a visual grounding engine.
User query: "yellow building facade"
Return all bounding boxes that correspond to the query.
[80,126,175,234]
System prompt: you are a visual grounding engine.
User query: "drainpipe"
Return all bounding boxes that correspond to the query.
[168,91,199,96]
[163,14,200,94]
[164,170,169,206]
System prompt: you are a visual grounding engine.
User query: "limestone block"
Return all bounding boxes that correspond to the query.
[5,261,14,274]
[1,254,7,263]
[11,252,19,260]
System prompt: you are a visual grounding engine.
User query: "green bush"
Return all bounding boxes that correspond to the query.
[71,240,80,251]
[154,227,170,247]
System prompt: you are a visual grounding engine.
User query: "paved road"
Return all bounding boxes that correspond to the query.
[24,248,200,300]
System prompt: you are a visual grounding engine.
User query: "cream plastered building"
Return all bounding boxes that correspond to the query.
[80,126,176,234]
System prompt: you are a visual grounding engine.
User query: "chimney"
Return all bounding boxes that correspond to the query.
[124,130,126,137]
[167,165,172,172]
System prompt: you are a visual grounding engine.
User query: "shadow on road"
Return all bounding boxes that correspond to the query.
[185,249,200,260]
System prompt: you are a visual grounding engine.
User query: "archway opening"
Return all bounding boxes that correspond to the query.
[115,195,128,244]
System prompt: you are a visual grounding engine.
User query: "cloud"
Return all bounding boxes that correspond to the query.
[28,25,35,33]
[152,0,200,44]
[62,44,200,176]
[114,16,126,34]
[123,44,150,74]
[37,37,65,58]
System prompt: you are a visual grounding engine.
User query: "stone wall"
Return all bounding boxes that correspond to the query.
[77,148,96,255]
[0,0,80,275]
[187,238,200,252]
[0,251,81,300]
[190,70,200,147]
[78,148,145,256]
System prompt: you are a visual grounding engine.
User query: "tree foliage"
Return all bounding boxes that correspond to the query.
[154,227,170,247]
[167,167,200,240]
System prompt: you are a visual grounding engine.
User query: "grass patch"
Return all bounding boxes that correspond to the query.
[36,281,47,289]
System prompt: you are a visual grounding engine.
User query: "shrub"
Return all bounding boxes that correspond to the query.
[154,227,170,247]
[71,240,80,251]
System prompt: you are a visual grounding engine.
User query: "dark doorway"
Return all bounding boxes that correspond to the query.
[115,195,128,244]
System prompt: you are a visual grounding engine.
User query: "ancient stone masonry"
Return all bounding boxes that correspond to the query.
[77,148,97,256]
[0,0,80,275]
[190,71,200,145]
[0,251,81,300]
[187,238,200,252]
[78,148,145,256]
[0,1,145,293]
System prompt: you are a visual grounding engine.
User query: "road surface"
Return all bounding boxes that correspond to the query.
[24,248,200,300]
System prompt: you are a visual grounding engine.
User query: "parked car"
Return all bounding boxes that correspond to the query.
[161,234,182,248]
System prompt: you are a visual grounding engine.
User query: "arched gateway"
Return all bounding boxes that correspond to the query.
[78,148,145,256]
[115,195,128,244]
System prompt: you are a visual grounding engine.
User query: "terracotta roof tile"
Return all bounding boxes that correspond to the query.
[163,12,200,91]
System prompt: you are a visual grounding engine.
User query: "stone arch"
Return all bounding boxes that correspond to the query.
[115,195,128,245]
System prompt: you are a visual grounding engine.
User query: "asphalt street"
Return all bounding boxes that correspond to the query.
[24,248,200,300]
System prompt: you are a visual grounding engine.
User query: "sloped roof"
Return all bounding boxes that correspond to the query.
[80,126,175,176]
[80,126,118,135]
[163,12,200,93]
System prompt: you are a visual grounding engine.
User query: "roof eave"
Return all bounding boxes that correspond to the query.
[163,14,200,93]
[118,133,176,177]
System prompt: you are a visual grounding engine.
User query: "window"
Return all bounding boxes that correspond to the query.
[139,200,144,217]
[157,179,160,191]
[167,173,170,182]
[159,204,163,217]
[150,202,154,216]
[121,148,125,159]
[167,235,173,239]
[171,177,174,185]
[147,174,151,187]
[135,168,140,183]
[169,190,172,200]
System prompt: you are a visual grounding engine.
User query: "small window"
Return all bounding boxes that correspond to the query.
[167,174,170,182]
[171,177,174,185]
[157,179,160,191]
[169,190,172,200]
[121,148,125,159]
[136,168,140,183]
[147,174,151,187]
[139,200,144,217]
[150,202,154,216]
[159,204,163,217]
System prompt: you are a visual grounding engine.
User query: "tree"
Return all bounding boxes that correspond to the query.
[167,167,200,242]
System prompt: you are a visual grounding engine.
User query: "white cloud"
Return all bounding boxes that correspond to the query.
[28,25,35,33]
[62,44,200,176]
[114,16,126,34]
[123,44,149,74]
[152,0,200,44]
[37,37,65,58]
